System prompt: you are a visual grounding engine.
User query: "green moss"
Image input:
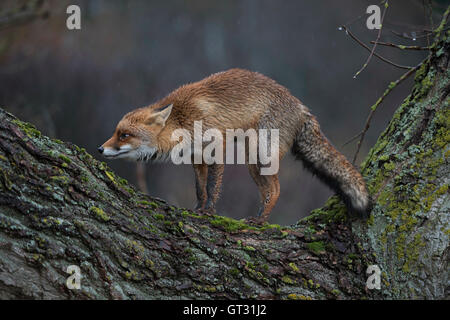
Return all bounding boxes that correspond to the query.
[137,200,158,208]
[304,196,347,224]
[180,211,207,220]
[124,270,141,281]
[414,62,428,83]
[307,241,326,254]
[181,210,190,217]
[229,268,240,277]
[97,162,134,193]
[367,213,374,226]
[331,289,341,296]
[281,275,295,284]
[433,106,450,149]
[210,216,253,233]
[259,223,282,231]
[395,233,406,260]
[419,72,434,97]
[402,234,425,273]
[287,293,312,300]
[50,175,70,184]
[58,154,72,164]
[31,253,45,264]
[126,239,145,254]
[12,119,41,138]
[288,262,299,272]
[154,213,165,220]
[105,170,116,183]
[0,168,12,190]
[203,286,217,293]
[89,206,110,222]
[424,184,448,211]
[383,161,395,171]
[149,201,159,208]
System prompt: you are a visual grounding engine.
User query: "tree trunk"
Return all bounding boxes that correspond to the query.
[0,21,448,301]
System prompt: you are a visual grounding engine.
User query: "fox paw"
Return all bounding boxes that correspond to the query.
[197,208,216,216]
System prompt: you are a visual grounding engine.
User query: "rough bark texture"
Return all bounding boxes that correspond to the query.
[0,24,448,300]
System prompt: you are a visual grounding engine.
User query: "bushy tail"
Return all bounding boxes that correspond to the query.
[292,113,371,218]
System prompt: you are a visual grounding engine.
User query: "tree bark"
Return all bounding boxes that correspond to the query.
[0,17,448,300]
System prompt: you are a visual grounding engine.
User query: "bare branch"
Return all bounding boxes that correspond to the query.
[0,0,48,31]
[339,26,413,70]
[353,1,389,78]
[369,41,430,51]
[342,131,363,147]
[389,27,450,41]
[351,63,421,164]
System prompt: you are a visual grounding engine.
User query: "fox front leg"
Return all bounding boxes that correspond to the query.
[193,163,208,211]
[203,163,224,215]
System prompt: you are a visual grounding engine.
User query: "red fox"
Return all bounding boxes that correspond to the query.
[99,68,371,223]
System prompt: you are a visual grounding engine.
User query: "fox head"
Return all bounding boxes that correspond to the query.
[98,104,173,161]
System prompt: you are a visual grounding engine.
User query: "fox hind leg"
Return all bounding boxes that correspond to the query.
[247,164,280,224]
[193,163,208,211]
[203,163,224,214]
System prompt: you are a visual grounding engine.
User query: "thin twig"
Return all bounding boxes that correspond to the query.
[434,5,450,39]
[369,41,430,50]
[339,26,413,70]
[351,63,421,164]
[342,0,387,28]
[342,131,363,147]
[423,0,431,46]
[390,29,435,40]
[389,25,450,41]
[427,0,434,35]
[353,0,389,78]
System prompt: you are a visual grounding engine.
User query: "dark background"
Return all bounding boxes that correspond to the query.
[0,0,445,224]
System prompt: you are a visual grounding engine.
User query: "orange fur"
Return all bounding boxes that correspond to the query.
[101,68,371,223]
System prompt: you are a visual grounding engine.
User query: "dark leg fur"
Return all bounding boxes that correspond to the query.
[204,164,224,214]
[193,163,208,210]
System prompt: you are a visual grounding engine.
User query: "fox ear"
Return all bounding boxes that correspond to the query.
[148,104,173,126]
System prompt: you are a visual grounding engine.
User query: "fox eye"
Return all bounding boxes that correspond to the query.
[119,133,130,141]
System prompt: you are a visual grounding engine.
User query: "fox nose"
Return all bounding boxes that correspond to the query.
[98,146,104,154]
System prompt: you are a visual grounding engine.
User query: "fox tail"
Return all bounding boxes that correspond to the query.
[291,113,372,218]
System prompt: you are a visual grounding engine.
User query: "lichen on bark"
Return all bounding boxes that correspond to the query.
[357,27,449,299]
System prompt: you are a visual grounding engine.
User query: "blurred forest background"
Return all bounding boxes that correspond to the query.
[0,0,447,224]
